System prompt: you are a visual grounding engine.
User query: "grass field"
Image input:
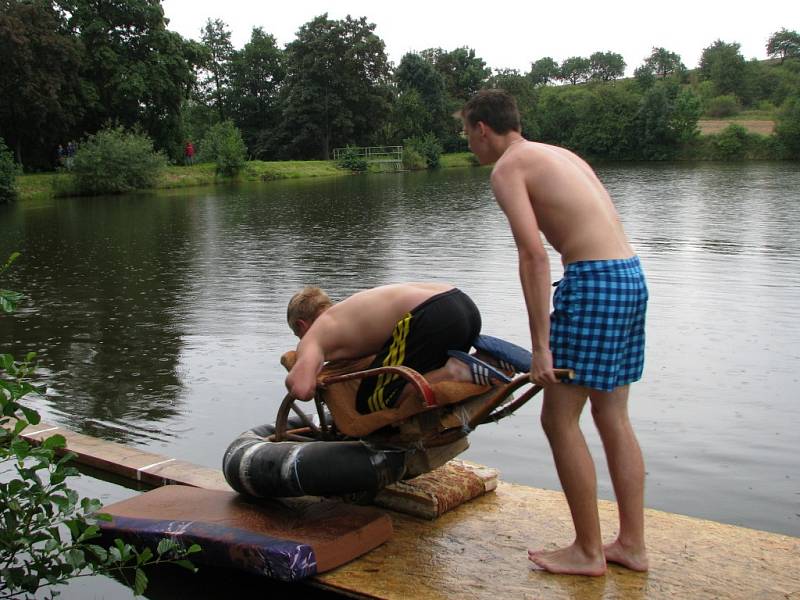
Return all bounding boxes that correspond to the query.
[697,119,775,135]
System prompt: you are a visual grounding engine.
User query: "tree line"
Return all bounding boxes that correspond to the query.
[1,0,799,170]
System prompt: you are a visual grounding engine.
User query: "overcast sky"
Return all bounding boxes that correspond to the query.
[161,0,796,76]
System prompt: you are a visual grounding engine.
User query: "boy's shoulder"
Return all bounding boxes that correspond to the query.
[492,141,549,179]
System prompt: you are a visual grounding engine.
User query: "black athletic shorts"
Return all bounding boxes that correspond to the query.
[355,288,481,414]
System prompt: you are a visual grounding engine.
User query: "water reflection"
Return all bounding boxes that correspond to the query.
[0,195,192,442]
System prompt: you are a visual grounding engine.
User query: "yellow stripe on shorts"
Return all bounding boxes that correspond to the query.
[368,313,412,412]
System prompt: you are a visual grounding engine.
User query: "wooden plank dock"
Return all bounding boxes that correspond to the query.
[20,422,800,599]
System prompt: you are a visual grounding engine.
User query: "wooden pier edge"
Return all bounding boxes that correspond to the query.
[18,422,800,600]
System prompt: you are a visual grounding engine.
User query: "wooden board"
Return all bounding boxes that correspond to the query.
[100,485,393,582]
[20,422,230,490]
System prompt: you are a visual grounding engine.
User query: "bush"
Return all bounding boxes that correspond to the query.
[715,124,749,159]
[705,94,741,118]
[0,137,19,203]
[756,100,777,113]
[199,121,247,177]
[336,147,368,172]
[402,147,427,170]
[71,127,166,195]
[403,133,443,169]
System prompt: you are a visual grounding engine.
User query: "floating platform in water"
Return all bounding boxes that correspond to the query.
[20,422,800,599]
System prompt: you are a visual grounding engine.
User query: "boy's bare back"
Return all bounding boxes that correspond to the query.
[491,141,633,265]
[310,282,453,361]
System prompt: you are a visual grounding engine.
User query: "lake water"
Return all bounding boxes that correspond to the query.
[1,163,799,550]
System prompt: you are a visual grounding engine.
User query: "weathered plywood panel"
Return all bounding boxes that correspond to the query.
[318,482,800,599]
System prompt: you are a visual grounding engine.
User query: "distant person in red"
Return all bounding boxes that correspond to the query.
[184,141,195,165]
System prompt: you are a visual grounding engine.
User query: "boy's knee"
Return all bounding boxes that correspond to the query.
[540,408,572,436]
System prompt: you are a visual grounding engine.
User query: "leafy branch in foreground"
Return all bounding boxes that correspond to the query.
[1,254,200,598]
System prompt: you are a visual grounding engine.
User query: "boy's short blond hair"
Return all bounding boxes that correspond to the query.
[287,287,333,335]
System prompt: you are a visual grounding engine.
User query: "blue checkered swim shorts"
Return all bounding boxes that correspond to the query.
[550,256,648,392]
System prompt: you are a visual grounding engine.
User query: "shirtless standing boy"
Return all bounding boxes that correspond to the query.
[462,90,649,576]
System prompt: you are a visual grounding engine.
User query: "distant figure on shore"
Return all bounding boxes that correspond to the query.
[65,141,77,169]
[184,141,195,166]
[461,89,649,576]
[55,144,65,167]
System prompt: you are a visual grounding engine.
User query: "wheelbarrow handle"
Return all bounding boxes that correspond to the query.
[554,368,575,380]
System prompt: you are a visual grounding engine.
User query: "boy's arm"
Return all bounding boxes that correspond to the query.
[491,165,559,385]
[284,310,351,400]
[285,338,325,400]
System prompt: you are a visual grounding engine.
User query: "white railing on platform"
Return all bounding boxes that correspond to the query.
[332,146,403,162]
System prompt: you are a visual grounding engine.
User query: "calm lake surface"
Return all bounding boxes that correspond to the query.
[1,163,799,547]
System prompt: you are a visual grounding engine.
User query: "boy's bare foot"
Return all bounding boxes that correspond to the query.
[603,539,649,572]
[527,543,607,576]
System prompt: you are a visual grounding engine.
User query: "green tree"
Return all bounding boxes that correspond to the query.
[743,58,782,106]
[643,47,685,79]
[705,94,741,118]
[422,46,490,102]
[0,136,19,203]
[0,0,84,167]
[559,56,592,85]
[775,94,800,158]
[396,52,447,103]
[536,86,582,146]
[528,57,559,86]
[488,69,540,137]
[282,14,392,159]
[699,40,746,98]
[62,0,203,160]
[392,52,448,141]
[633,64,657,90]
[569,83,640,159]
[589,51,626,81]
[228,27,286,159]
[391,89,433,142]
[199,17,234,121]
[671,87,704,144]
[767,28,800,64]
[634,81,701,159]
[489,69,536,103]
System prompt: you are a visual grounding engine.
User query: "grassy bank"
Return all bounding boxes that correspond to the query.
[16,159,350,201]
[439,152,478,168]
[155,159,347,189]
[14,137,786,203]
[15,154,481,201]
